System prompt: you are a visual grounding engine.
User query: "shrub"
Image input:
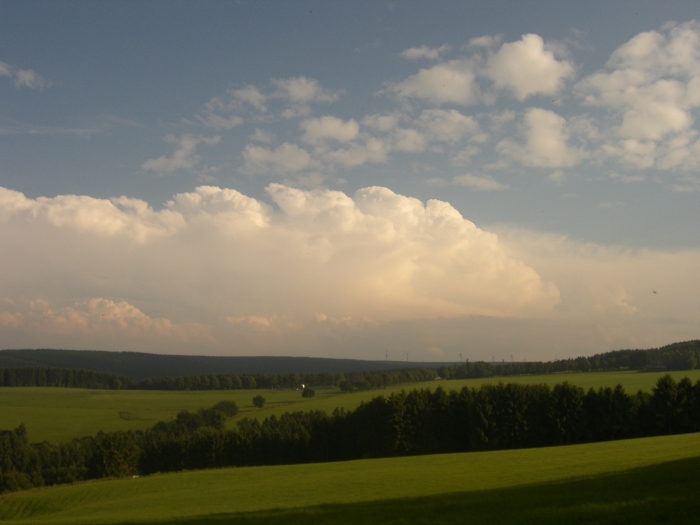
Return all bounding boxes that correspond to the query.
[302,387,316,398]
[212,400,239,417]
[252,395,266,408]
[338,379,354,392]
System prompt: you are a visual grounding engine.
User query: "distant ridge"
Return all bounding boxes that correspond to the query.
[0,349,451,381]
[1,341,697,382]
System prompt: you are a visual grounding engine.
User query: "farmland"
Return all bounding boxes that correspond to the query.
[2,368,700,443]
[0,432,697,524]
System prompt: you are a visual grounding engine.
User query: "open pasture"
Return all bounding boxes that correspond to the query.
[0,387,319,442]
[1,368,699,443]
[0,432,698,524]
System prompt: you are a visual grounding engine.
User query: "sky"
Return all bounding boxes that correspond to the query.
[1,0,699,362]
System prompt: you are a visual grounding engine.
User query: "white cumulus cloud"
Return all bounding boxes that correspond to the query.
[390,59,480,105]
[242,143,312,174]
[233,85,269,112]
[576,21,700,170]
[484,34,575,100]
[401,44,451,60]
[142,135,221,174]
[273,76,341,104]
[300,115,360,143]
[1,184,697,356]
[496,108,587,168]
[416,109,481,143]
[0,184,560,348]
[453,174,509,191]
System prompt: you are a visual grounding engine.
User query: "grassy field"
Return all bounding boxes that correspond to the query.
[0,432,698,524]
[1,368,699,443]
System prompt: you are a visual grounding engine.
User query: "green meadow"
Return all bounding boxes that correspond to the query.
[0,432,698,524]
[1,368,700,443]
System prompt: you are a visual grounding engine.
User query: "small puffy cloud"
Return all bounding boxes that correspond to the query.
[141,135,221,174]
[416,109,480,143]
[655,130,700,170]
[227,315,276,331]
[484,34,575,100]
[670,175,700,192]
[609,171,645,183]
[362,113,401,132]
[273,76,341,104]
[281,105,312,119]
[451,145,481,166]
[195,77,340,127]
[358,110,481,157]
[233,85,268,111]
[392,128,427,152]
[250,128,276,143]
[468,35,501,49]
[426,345,445,356]
[601,139,657,169]
[0,60,49,89]
[401,44,451,60]
[424,177,448,187]
[389,59,480,105]
[324,138,389,167]
[453,174,509,191]
[300,115,360,143]
[360,113,426,152]
[496,108,587,168]
[271,77,341,120]
[196,113,244,130]
[193,85,268,128]
[390,33,572,105]
[548,170,566,184]
[242,142,311,174]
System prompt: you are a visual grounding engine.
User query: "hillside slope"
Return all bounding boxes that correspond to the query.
[0,349,448,380]
[0,433,697,524]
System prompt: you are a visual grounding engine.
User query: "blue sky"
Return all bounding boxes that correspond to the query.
[1,1,699,360]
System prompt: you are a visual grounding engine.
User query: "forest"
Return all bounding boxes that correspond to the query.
[2,374,699,495]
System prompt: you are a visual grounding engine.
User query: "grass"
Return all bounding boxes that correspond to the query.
[1,369,699,443]
[0,432,698,524]
[0,387,313,442]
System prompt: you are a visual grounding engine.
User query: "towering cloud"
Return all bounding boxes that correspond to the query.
[0,184,559,352]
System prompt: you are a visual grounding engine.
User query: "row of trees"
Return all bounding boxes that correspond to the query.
[436,341,700,379]
[2,375,699,494]
[0,366,438,392]
[135,368,439,392]
[0,367,134,390]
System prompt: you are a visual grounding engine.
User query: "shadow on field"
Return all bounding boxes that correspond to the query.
[119,457,700,525]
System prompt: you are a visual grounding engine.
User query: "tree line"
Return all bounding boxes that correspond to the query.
[136,367,439,391]
[0,366,439,392]
[2,375,699,494]
[0,367,134,390]
[2,341,698,392]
